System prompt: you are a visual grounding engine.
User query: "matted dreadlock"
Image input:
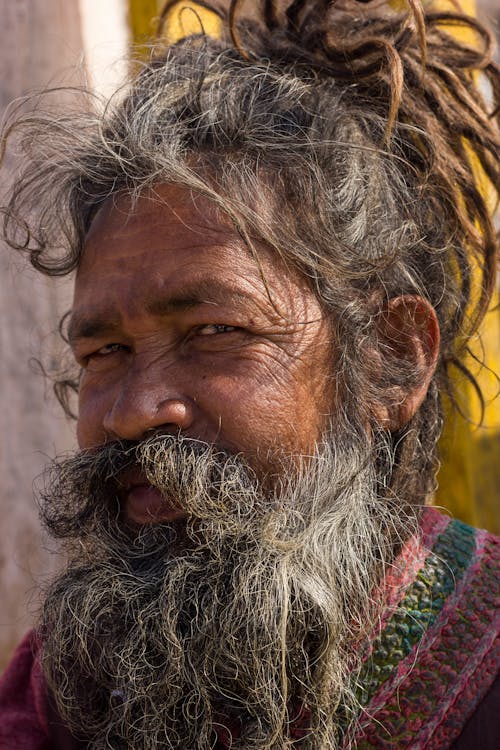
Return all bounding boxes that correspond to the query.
[2,0,499,512]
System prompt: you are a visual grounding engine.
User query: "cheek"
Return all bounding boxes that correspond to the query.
[204,355,333,458]
[272,347,334,453]
[76,379,111,448]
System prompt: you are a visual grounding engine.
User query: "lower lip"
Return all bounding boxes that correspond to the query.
[125,485,186,524]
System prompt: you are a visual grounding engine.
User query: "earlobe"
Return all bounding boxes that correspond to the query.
[373,295,440,432]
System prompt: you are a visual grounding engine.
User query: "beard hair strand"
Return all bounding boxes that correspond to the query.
[37,431,416,749]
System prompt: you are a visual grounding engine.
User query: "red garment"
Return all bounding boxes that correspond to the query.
[1,511,498,749]
[0,633,498,750]
[0,632,81,750]
[1,632,499,749]
[0,631,50,749]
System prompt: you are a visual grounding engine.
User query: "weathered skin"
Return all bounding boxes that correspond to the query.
[71,184,336,520]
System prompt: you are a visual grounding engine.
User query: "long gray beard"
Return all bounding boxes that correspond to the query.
[38,432,415,749]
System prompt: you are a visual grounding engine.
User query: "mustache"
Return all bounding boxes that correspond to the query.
[38,433,261,540]
[37,427,412,749]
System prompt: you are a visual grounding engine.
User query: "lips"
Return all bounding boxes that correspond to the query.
[119,469,186,524]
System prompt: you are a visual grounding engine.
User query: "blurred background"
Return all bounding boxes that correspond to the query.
[0,0,498,669]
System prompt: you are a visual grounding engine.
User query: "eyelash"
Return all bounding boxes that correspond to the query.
[96,343,124,355]
[80,343,124,366]
[196,324,237,336]
[85,324,238,361]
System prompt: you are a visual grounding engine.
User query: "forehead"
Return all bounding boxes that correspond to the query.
[79,184,248,276]
[73,183,316,323]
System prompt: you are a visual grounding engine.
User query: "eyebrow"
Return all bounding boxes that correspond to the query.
[68,278,259,345]
[145,278,255,317]
[67,310,122,346]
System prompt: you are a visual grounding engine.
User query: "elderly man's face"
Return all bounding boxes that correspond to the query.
[70,184,334,522]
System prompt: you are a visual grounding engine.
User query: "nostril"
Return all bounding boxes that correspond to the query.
[101,386,196,442]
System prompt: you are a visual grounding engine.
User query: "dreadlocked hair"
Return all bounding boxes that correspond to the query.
[2,0,499,513]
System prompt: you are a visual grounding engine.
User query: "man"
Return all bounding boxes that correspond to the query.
[0,1,498,748]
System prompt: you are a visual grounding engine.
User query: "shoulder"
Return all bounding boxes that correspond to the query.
[451,672,500,750]
[0,630,51,748]
[0,631,88,749]
[355,509,500,749]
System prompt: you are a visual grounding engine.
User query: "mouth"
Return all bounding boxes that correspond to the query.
[119,469,186,525]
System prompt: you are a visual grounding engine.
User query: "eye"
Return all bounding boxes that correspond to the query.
[82,343,128,367]
[197,324,237,336]
[93,343,126,355]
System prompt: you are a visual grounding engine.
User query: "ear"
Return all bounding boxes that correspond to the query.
[372,295,440,432]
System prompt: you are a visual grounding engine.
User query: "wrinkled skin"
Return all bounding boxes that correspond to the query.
[70,184,335,520]
[40,183,437,749]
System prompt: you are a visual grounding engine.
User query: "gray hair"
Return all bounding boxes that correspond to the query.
[2,1,499,512]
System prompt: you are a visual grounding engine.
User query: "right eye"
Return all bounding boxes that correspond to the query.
[83,343,129,369]
[93,343,125,356]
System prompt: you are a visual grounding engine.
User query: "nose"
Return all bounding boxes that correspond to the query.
[102,372,195,441]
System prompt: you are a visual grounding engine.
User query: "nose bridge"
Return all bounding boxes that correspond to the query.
[103,353,193,440]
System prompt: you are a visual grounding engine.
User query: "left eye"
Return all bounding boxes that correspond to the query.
[96,343,125,355]
[197,324,237,336]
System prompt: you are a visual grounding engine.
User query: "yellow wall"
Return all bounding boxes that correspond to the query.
[129,0,221,44]
[128,0,159,45]
[422,1,499,532]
